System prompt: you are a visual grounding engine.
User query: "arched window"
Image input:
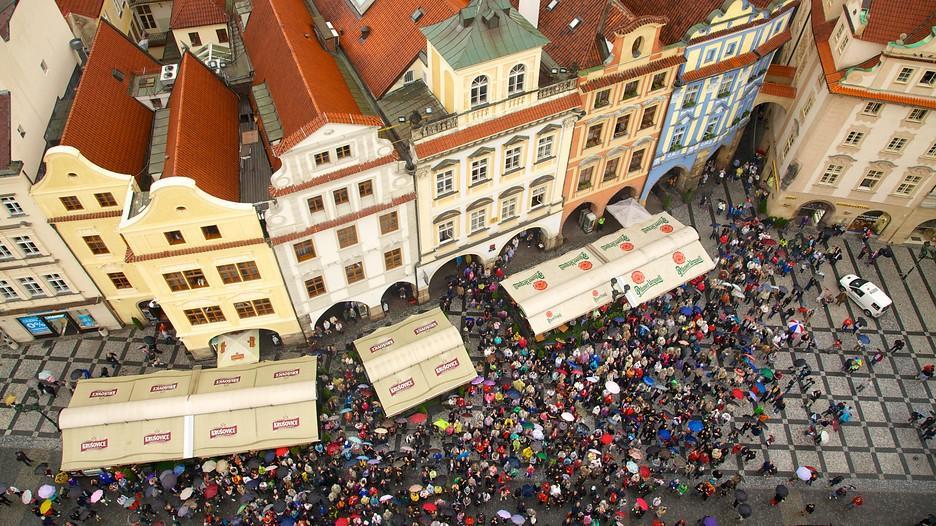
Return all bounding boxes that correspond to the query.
[470,76,488,107]
[508,64,526,95]
[631,36,644,58]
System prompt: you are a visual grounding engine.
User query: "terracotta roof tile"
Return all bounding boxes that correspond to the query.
[162,54,240,202]
[46,209,123,223]
[0,91,10,172]
[56,0,103,18]
[626,0,773,44]
[273,113,385,157]
[170,0,228,29]
[759,81,795,99]
[270,151,398,197]
[766,63,796,79]
[244,0,367,151]
[0,0,15,40]
[60,22,161,177]
[860,0,936,45]
[271,193,416,245]
[415,92,581,158]
[315,0,467,97]
[680,29,790,83]
[126,237,267,262]
[581,54,685,92]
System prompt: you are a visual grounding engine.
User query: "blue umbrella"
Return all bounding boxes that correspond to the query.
[613,317,625,323]
[173,464,185,476]
[280,518,295,526]
[657,429,671,441]
[857,334,871,345]
[754,381,767,394]
[679,306,693,316]
[506,389,522,400]
[264,451,275,463]
[643,376,655,386]
[687,420,704,433]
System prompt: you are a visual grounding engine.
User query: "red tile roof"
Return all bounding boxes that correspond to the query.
[759,81,795,99]
[580,54,685,92]
[680,29,790,83]
[60,22,161,177]
[126,238,267,262]
[415,92,581,158]
[0,91,10,172]
[162,54,241,202]
[56,0,103,18]
[859,0,936,45]
[812,0,936,111]
[270,151,399,197]
[244,0,369,155]
[273,113,385,157]
[315,0,468,97]
[271,193,416,245]
[626,0,774,44]
[766,63,796,79]
[170,0,228,29]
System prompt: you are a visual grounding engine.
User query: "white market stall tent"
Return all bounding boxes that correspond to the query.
[58,356,318,472]
[502,212,715,335]
[353,308,476,417]
[604,198,652,228]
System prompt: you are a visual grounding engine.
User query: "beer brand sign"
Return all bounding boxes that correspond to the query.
[369,338,394,353]
[558,252,591,271]
[599,233,633,251]
[640,216,671,233]
[273,368,300,379]
[144,432,171,445]
[633,274,665,297]
[389,378,415,396]
[213,376,241,386]
[434,358,459,376]
[413,320,438,335]
[209,425,238,439]
[675,255,706,277]
[512,271,544,290]
[89,388,117,398]
[150,383,178,393]
[272,417,300,431]
[81,438,108,452]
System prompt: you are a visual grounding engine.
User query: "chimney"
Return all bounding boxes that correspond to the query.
[519,0,539,28]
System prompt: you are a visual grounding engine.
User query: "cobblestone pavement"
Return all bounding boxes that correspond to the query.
[0,178,934,524]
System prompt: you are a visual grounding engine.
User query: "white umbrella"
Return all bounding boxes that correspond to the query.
[21,489,31,504]
[90,489,104,503]
[605,381,620,394]
[795,466,811,481]
[38,371,55,382]
[819,430,830,444]
[202,460,217,473]
[561,412,574,422]
[179,487,194,500]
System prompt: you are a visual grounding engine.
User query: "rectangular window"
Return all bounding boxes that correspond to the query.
[216,28,229,43]
[577,166,594,191]
[530,186,546,208]
[164,272,188,292]
[469,209,486,232]
[725,42,736,55]
[501,196,517,220]
[218,261,261,283]
[43,274,70,294]
[836,35,848,53]
[237,261,261,281]
[1,196,24,216]
[536,135,554,160]
[94,192,117,207]
[336,145,351,159]
[203,305,225,323]
[504,147,522,171]
[703,120,718,139]
[358,180,374,197]
[234,301,256,319]
[14,236,40,256]
[800,94,815,119]
[137,5,156,29]
[593,89,611,109]
[669,127,685,151]
[622,80,639,99]
[613,114,631,138]
[345,262,365,284]
[628,149,645,173]
[379,211,399,235]
[60,196,83,211]
[314,151,331,165]
[585,124,603,149]
[337,225,358,248]
[895,174,923,195]
[603,158,620,181]
[858,169,883,190]
[0,243,11,258]
[384,248,403,270]
[650,72,666,91]
[333,187,349,205]
[717,76,733,98]
[0,280,18,300]
[164,230,185,245]
[885,137,908,152]
[235,298,274,318]
[896,67,914,83]
[184,269,208,288]
[201,225,221,240]
[639,106,657,129]
[704,48,716,62]
[908,108,929,122]
[862,101,883,115]
[305,276,326,298]
[470,158,488,185]
[926,142,936,157]
[18,277,44,297]
[843,130,864,146]
[293,239,316,262]
[783,132,797,157]
[188,32,202,46]
[307,196,324,214]
[107,272,131,289]
[253,298,274,316]
[683,84,700,107]
[436,170,454,196]
[438,221,455,244]
[921,70,936,86]
[819,163,843,185]
[184,308,208,325]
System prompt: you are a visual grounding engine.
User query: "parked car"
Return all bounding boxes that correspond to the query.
[839,274,892,317]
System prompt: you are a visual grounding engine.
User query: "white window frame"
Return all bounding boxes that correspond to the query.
[885,137,908,152]
[0,243,11,259]
[862,101,882,115]
[895,67,914,83]
[43,273,70,294]
[0,280,19,300]
[536,135,554,161]
[857,169,883,190]
[894,175,923,196]
[438,221,454,244]
[683,83,700,107]
[435,170,454,196]
[13,235,39,256]
[18,276,44,297]
[925,142,936,158]
[819,164,843,185]
[530,186,546,208]
[800,94,815,120]
[504,146,522,172]
[508,64,525,95]
[469,208,486,233]
[1,196,24,216]
[669,127,685,151]
[843,130,864,146]
[921,70,935,86]
[470,76,488,107]
[469,158,488,185]
[501,196,517,220]
[907,108,928,122]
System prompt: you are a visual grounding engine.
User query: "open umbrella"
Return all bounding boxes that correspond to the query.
[202,460,217,473]
[21,490,32,504]
[679,306,693,316]
[422,502,437,513]
[687,420,704,433]
[793,358,808,368]
[40,500,52,514]
[738,503,752,518]
[471,376,484,385]
[731,388,744,400]
[159,471,177,489]
[216,459,229,473]
[497,510,512,519]
[69,369,85,381]
[561,412,574,422]
[408,485,423,493]
[734,489,747,503]
[657,429,671,441]
[605,381,620,394]
[433,419,450,431]
[180,487,194,500]
[635,497,649,510]
[511,514,526,525]
[38,371,55,382]
[775,485,788,498]
[408,413,428,425]
[819,430,830,444]
[643,376,655,386]
[857,334,871,345]
[788,320,804,334]
[204,484,219,499]
[90,489,104,503]
[760,367,774,380]
[796,466,812,481]
[37,485,55,499]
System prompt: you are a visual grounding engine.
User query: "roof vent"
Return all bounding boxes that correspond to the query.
[360,25,371,40]
[411,8,424,22]
[546,0,558,10]
[568,17,581,31]
[111,68,125,82]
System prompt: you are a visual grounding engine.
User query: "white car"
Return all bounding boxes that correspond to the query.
[839,274,892,318]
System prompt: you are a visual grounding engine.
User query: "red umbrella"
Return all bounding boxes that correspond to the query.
[422,502,437,513]
[276,447,289,457]
[639,465,651,479]
[600,434,613,445]
[731,388,744,400]
[203,484,219,499]
[326,443,341,455]
[335,519,349,526]
[408,413,428,425]
[635,497,649,510]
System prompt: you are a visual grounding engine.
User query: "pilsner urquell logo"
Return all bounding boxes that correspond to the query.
[640,216,670,233]
[434,358,459,376]
[213,376,241,386]
[150,383,177,393]
[675,255,705,277]
[210,425,237,439]
[81,439,108,452]
[512,271,544,290]
[272,417,300,431]
[413,320,438,335]
[558,252,590,271]
[89,388,117,398]
[273,368,300,379]
[370,338,394,353]
[599,233,632,251]
[389,378,415,396]
[144,432,171,445]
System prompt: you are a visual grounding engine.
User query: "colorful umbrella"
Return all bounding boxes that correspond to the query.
[90,489,104,503]
[687,420,704,432]
[422,502,437,513]
[605,381,620,394]
[561,412,574,422]
[471,376,484,385]
[38,371,55,382]
[408,413,428,425]
[497,510,512,519]
[202,460,217,473]
[635,497,649,510]
[796,466,811,481]
[39,500,52,514]
[21,490,31,504]
[37,485,55,499]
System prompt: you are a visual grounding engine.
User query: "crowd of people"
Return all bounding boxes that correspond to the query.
[5,167,935,526]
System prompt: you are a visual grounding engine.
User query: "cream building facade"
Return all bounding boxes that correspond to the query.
[0,0,119,343]
[765,0,936,244]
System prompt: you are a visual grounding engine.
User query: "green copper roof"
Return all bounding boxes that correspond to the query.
[421,0,550,70]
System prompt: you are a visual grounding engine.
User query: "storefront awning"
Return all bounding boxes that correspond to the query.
[212,329,261,368]
[59,357,318,472]
[502,213,715,334]
[353,308,476,417]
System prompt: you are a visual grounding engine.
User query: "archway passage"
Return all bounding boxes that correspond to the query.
[427,253,485,310]
[380,281,417,318]
[848,210,891,235]
[562,201,598,240]
[607,185,638,206]
[909,219,936,244]
[498,227,549,269]
[645,166,685,213]
[795,201,835,226]
[314,300,370,337]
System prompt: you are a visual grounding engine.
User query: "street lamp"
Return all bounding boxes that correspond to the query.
[3,388,60,431]
[900,241,934,280]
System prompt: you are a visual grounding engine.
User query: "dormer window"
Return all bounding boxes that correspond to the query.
[411,8,424,22]
[508,64,526,95]
[546,0,558,10]
[568,18,581,31]
[471,76,488,107]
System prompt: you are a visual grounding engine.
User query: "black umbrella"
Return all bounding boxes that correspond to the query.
[775,484,788,498]
[738,502,752,518]
[793,359,807,368]
[733,489,747,504]
[273,500,287,513]
[856,317,868,326]
[246,458,260,470]
[143,336,155,345]
[69,369,85,381]
[879,247,894,258]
